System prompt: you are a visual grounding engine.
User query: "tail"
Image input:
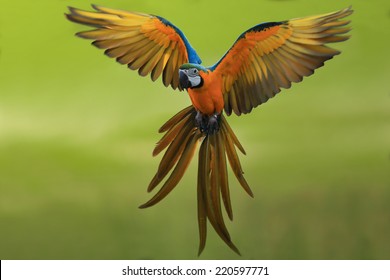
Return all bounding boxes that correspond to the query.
[139,106,254,255]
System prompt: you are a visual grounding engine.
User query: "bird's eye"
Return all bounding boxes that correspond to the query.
[193,69,198,74]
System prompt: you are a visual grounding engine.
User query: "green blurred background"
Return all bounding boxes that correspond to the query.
[0,0,389,259]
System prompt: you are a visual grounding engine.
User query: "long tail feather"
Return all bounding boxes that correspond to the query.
[139,128,201,208]
[147,116,195,192]
[140,106,252,255]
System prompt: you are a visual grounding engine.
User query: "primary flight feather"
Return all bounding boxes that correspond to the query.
[66,5,352,255]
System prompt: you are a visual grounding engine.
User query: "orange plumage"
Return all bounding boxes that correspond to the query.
[66,5,353,255]
[188,71,224,115]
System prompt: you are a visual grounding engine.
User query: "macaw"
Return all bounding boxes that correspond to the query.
[66,5,352,255]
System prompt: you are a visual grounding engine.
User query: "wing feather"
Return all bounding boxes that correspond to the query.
[66,5,202,90]
[152,44,173,82]
[210,7,353,115]
[138,44,164,76]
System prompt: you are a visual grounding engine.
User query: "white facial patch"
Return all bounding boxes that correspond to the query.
[188,75,201,87]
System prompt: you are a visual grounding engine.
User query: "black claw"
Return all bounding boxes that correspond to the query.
[195,112,221,135]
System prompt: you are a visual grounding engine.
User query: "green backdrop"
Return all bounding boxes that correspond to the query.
[0,0,389,259]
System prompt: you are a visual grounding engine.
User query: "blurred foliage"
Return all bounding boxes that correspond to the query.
[0,0,389,259]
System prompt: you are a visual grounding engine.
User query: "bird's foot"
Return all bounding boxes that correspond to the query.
[207,114,220,135]
[195,111,206,132]
[195,111,221,135]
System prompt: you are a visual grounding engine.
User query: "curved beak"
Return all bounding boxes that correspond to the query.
[179,69,191,89]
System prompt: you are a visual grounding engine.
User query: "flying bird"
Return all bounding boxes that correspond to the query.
[66,5,352,255]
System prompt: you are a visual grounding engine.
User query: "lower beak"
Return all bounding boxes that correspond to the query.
[179,70,191,89]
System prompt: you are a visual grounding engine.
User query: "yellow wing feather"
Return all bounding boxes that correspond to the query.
[213,7,353,115]
[66,5,192,90]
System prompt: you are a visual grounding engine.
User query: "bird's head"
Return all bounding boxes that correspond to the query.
[179,63,206,89]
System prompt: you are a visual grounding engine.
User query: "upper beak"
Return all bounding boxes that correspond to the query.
[179,70,191,89]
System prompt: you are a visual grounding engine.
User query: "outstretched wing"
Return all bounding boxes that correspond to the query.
[66,5,202,90]
[209,7,353,115]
